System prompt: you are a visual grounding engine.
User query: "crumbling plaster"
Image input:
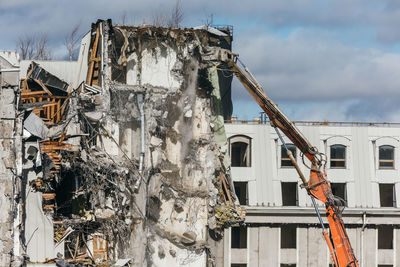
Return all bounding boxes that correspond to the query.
[0,52,20,267]
[100,22,240,265]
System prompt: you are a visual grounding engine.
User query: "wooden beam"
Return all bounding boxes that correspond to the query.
[86,26,100,86]
[33,79,53,96]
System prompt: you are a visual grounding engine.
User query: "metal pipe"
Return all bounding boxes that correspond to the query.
[311,197,326,230]
[0,68,20,72]
[12,64,21,261]
[100,21,105,90]
[134,93,145,191]
[360,212,367,267]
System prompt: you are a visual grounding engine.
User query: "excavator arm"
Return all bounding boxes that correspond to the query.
[224,54,358,267]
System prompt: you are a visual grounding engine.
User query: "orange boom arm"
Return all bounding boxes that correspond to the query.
[226,54,358,267]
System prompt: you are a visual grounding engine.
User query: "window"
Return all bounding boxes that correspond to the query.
[379,145,394,169]
[234,182,248,206]
[231,265,246,267]
[379,184,396,207]
[230,136,251,167]
[281,144,296,167]
[282,182,298,206]
[330,145,346,168]
[378,226,393,249]
[331,183,347,206]
[281,224,296,248]
[231,226,247,248]
[281,265,296,267]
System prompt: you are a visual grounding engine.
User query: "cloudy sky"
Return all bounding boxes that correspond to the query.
[1,0,400,122]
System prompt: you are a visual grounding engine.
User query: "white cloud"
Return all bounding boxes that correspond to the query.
[233,30,400,102]
[3,0,400,122]
[231,29,400,122]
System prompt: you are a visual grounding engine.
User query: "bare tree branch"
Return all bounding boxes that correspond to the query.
[121,11,127,25]
[64,23,80,61]
[150,0,184,28]
[203,13,214,27]
[36,34,52,60]
[151,12,168,27]
[168,0,183,28]
[17,33,52,60]
[17,35,35,60]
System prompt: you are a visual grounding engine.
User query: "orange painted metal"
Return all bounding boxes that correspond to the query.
[228,57,359,267]
[92,234,108,261]
[86,26,101,86]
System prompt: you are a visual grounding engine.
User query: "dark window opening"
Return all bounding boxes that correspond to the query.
[234,182,248,206]
[282,182,298,206]
[379,145,394,169]
[281,224,297,249]
[55,170,86,217]
[378,225,393,249]
[231,142,248,167]
[331,183,347,206]
[230,136,251,167]
[231,226,247,248]
[379,184,396,207]
[231,265,247,267]
[330,144,346,168]
[281,144,296,167]
[281,265,296,267]
[378,265,393,267]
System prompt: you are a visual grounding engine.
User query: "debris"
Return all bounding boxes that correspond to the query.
[181,231,197,245]
[24,112,49,139]
[114,258,132,266]
[28,61,70,92]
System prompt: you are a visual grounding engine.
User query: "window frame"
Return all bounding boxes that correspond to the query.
[378,145,395,169]
[280,224,297,249]
[378,225,393,249]
[330,144,346,169]
[229,135,252,167]
[379,183,396,208]
[234,181,248,206]
[330,182,347,207]
[281,182,299,206]
[281,144,297,168]
[231,226,247,249]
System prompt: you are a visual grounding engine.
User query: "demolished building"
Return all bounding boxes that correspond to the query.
[0,20,244,266]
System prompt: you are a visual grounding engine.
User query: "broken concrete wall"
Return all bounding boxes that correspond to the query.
[69,20,242,265]
[0,51,20,266]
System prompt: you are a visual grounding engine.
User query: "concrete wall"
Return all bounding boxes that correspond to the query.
[0,51,19,266]
[70,21,238,266]
[0,87,16,266]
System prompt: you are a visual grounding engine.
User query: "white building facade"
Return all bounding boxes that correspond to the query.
[224,121,400,267]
